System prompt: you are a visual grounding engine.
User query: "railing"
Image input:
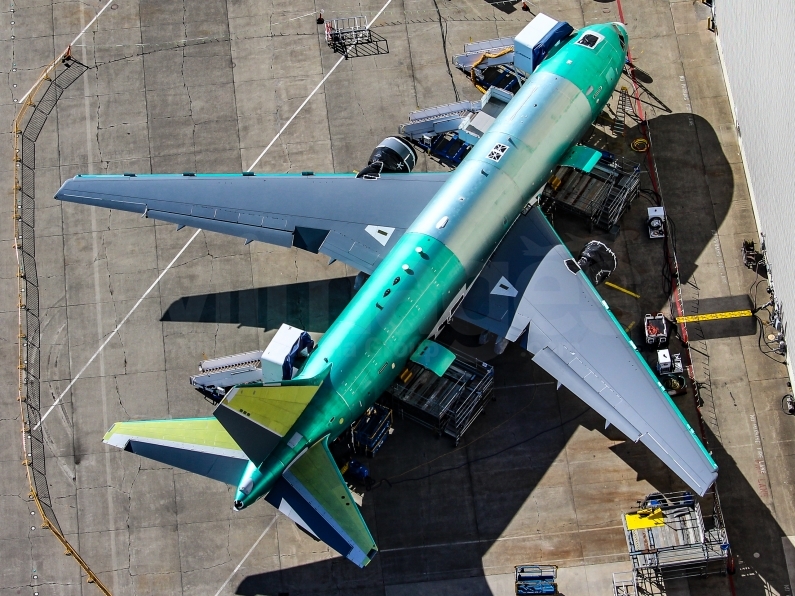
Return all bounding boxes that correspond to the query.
[13,51,112,595]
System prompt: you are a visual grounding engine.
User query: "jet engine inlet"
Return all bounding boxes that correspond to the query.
[357,136,417,178]
[577,240,617,286]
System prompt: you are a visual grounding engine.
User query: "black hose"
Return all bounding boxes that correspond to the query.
[431,0,460,101]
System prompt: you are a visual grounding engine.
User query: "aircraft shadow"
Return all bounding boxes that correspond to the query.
[155,114,788,595]
[161,276,358,333]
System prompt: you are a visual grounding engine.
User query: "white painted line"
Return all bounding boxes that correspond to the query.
[245,56,345,172]
[783,537,795,593]
[246,0,394,172]
[17,0,114,105]
[35,228,203,430]
[38,0,398,428]
[214,517,277,596]
[288,11,316,21]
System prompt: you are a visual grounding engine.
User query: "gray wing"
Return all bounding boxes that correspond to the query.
[456,208,718,496]
[54,173,449,274]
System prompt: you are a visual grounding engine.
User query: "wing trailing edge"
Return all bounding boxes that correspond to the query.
[456,207,718,495]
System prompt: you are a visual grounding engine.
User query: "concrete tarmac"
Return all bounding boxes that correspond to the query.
[1,0,792,595]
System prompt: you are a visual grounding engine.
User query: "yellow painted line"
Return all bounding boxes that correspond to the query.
[624,321,636,333]
[676,309,752,324]
[604,281,640,299]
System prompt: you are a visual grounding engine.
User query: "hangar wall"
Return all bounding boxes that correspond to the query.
[713,2,795,371]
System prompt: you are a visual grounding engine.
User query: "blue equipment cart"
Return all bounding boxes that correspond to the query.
[515,565,558,595]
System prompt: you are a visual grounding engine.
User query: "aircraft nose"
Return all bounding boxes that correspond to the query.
[233,500,244,511]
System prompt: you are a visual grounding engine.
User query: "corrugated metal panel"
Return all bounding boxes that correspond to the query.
[714,3,795,336]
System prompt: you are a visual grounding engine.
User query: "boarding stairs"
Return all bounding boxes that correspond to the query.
[399,87,514,166]
[399,100,482,141]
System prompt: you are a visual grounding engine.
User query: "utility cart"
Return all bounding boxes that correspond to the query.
[350,403,393,457]
[515,565,558,595]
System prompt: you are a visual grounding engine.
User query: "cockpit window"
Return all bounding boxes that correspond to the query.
[611,24,626,49]
[577,33,599,48]
[576,32,603,49]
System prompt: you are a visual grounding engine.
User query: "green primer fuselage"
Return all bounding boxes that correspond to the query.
[238,22,629,508]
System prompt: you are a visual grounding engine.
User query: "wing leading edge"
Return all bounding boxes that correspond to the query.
[54,172,449,274]
[457,208,718,495]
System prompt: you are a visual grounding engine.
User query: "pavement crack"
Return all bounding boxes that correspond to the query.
[114,375,131,419]
[181,0,198,171]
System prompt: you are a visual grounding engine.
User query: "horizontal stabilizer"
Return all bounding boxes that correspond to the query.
[213,366,330,466]
[265,437,377,567]
[103,418,248,485]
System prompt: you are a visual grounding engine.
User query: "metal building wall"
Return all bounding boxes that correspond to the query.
[713,2,795,353]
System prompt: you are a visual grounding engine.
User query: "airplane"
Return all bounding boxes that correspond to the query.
[54,16,717,568]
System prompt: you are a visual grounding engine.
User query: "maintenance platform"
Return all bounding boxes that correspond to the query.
[1,1,793,595]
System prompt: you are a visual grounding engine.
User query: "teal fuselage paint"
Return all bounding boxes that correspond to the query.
[238,22,629,508]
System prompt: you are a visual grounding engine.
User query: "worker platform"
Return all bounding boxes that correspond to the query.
[542,154,640,234]
[621,490,730,593]
[381,351,494,445]
[324,16,388,59]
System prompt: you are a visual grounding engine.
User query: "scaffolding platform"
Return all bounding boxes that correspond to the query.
[325,16,388,59]
[623,491,730,582]
[543,154,640,234]
[381,351,494,445]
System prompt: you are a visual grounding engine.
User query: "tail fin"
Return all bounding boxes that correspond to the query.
[213,366,330,466]
[265,436,378,567]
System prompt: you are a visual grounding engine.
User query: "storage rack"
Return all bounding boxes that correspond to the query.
[383,351,494,445]
[543,155,640,233]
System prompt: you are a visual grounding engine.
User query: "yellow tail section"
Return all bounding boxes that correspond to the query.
[212,367,329,465]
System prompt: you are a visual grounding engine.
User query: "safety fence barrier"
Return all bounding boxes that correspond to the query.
[13,51,112,595]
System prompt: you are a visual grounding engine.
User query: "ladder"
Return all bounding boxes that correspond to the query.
[613,86,630,137]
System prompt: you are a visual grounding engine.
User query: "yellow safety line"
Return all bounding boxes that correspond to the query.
[604,281,640,299]
[676,310,752,324]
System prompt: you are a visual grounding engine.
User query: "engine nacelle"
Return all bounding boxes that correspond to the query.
[577,240,617,286]
[356,136,417,178]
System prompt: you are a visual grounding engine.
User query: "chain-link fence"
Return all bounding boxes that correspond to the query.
[14,53,111,595]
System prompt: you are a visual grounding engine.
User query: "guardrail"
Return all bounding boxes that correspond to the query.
[13,49,112,595]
